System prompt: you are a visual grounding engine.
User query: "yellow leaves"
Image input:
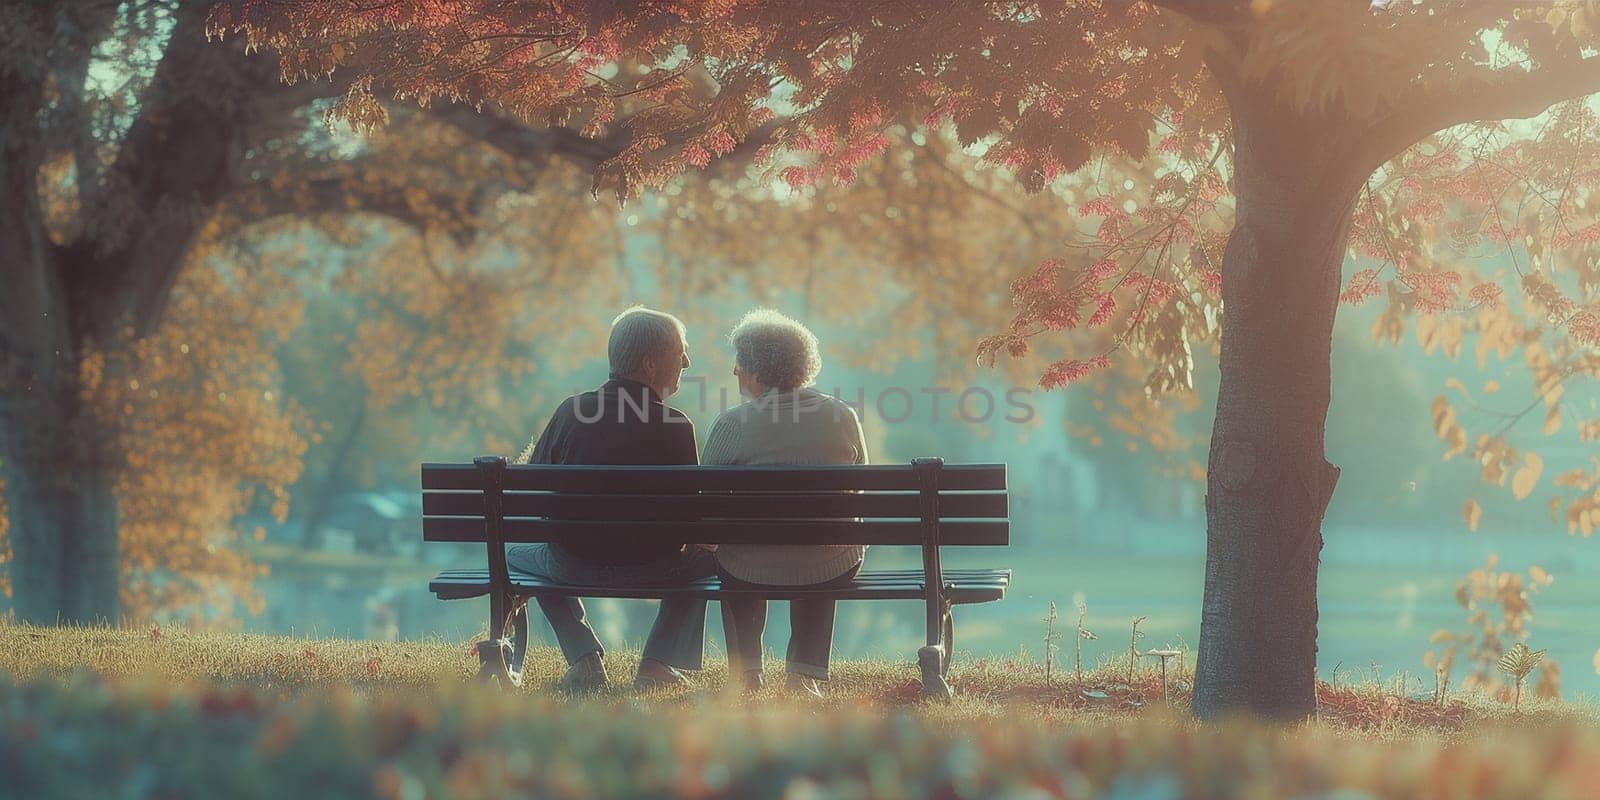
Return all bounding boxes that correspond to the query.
[1472,434,1517,488]
[1431,396,1466,459]
[1415,314,1461,359]
[1528,565,1553,586]
[326,76,389,134]
[1464,497,1482,532]
[1431,395,1453,436]
[1511,452,1543,501]
[1580,420,1600,443]
[1568,494,1600,537]
[1370,300,1405,346]
[1543,405,1563,436]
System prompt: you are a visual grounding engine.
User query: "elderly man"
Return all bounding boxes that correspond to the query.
[509,305,714,691]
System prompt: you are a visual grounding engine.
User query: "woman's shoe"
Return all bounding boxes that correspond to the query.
[742,670,765,694]
[635,658,694,690]
[785,674,824,700]
[556,652,609,693]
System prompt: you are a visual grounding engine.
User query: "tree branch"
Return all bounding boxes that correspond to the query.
[422,100,778,180]
[422,103,631,169]
[45,3,122,218]
[85,3,347,341]
[1365,56,1600,170]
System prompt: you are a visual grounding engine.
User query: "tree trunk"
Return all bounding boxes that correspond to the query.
[0,48,121,625]
[1191,94,1368,720]
[0,372,122,625]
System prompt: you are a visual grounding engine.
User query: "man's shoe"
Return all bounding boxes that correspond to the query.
[741,670,765,694]
[635,658,693,690]
[785,674,825,700]
[556,653,608,693]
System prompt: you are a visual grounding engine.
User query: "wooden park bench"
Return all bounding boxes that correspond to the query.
[421,456,1011,698]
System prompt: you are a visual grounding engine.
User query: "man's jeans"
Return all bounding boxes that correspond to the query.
[506,544,716,671]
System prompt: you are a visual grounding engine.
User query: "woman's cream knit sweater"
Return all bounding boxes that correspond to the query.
[702,386,869,585]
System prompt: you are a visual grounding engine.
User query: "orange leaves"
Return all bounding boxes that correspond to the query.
[1568,311,1600,348]
[1340,269,1382,305]
[1397,270,1462,315]
[1466,282,1503,309]
[83,237,314,621]
[1039,355,1110,390]
[1088,294,1117,327]
[1463,498,1482,532]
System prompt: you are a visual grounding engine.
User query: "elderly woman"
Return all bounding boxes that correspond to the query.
[702,308,869,697]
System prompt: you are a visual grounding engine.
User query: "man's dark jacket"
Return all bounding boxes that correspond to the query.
[524,376,696,563]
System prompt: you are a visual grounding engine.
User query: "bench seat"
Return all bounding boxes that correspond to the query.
[429,567,1012,603]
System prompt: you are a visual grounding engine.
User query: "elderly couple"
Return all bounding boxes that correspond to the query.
[508,305,868,697]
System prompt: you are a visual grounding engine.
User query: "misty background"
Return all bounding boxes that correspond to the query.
[227,219,1600,699]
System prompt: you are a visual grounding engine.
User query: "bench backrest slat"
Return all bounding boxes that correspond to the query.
[419,461,1008,547]
[421,462,1006,492]
[423,518,1008,546]
[422,490,1007,520]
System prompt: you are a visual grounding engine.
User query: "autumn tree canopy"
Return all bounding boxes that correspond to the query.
[1,1,1091,626]
[228,0,1600,719]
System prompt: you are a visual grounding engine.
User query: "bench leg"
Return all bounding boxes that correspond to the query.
[476,594,528,689]
[918,645,952,700]
[918,601,955,700]
[941,605,954,677]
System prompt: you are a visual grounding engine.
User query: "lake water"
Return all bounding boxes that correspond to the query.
[248,519,1600,700]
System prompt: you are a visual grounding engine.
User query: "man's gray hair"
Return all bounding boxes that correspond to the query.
[729,308,822,391]
[608,305,686,377]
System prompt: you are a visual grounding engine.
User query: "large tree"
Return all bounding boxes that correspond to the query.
[231,0,1600,718]
[0,1,678,624]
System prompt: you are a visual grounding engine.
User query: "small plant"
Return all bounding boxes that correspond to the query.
[1074,598,1097,691]
[1127,616,1147,687]
[1497,643,1546,712]
[1433,661,1450,705]
[1425,556,1559,700]
[1041,601,1061,687]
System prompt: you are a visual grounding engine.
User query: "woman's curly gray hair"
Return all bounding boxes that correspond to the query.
[729,308,821,391]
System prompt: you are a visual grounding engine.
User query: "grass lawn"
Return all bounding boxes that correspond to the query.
[3,622,1598,798]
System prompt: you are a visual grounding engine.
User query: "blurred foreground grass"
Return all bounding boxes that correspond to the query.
[3,622,1598,798]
